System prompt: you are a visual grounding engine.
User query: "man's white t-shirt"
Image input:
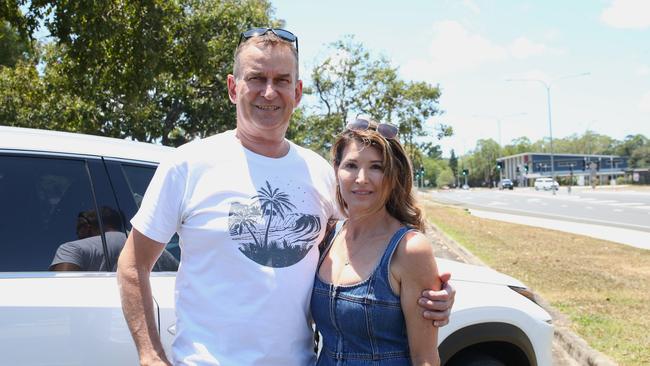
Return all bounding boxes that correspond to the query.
[131,130,337,365]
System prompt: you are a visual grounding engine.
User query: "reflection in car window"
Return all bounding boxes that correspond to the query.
[121,163,181,262]
[121,164,155,208]
[0,155,96,271]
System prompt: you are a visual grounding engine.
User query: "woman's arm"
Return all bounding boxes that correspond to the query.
[392,232,442,366]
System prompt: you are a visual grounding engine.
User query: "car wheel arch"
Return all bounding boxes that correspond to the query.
[439,322,536,366]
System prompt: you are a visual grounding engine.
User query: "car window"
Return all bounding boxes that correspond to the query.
[121,163,181,262]
[0,155,98,271]
[121,164,155,208]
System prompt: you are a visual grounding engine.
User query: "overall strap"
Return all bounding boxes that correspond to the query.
[377,226,413,280]
[317,220,345,268]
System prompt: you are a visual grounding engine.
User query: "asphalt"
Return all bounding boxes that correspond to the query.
[421,193,619,366]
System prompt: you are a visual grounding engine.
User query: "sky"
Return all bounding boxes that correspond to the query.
[271,0,650,157]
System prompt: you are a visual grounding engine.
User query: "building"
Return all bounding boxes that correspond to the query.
[497,153,628,187]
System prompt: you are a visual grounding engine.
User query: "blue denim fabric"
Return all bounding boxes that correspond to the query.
[311,226,412,365]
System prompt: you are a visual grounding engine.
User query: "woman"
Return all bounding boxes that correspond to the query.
[311,117,442,365]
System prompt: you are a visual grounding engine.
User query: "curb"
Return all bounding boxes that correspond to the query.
[424,213,618,366]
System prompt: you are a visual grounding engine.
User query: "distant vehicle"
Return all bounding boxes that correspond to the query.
[461,184,470,190]
[499,179,514,190]
[534,177,559,191]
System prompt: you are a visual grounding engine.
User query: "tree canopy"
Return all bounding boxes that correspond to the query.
[1,0,275,145]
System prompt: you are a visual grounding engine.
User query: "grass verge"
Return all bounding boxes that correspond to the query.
[422,201,650,366]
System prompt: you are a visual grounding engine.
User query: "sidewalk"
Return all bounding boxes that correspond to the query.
[469,209,650,250]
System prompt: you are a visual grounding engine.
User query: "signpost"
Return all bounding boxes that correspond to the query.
[589,161,598,189]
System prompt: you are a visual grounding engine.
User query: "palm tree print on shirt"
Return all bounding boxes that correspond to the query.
[228,181,322,268]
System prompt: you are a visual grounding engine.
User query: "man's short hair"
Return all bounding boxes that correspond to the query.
[233,32,299,80]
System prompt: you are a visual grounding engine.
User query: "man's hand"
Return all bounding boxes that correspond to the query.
[418,272,455,327]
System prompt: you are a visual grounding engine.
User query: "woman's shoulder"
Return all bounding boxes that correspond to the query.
[400,230,434,256]
[392,229,436,276]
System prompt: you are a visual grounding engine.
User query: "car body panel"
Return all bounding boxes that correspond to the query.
[0,125,172,164]
[534,178,559,190]
[499,179,514,189]
[0,274,139,366]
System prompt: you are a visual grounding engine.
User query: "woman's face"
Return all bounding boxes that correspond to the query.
[337,139,385,215]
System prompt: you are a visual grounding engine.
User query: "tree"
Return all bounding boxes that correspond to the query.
[614,134,649,168]
[448,149,458,183]
[502,136,532,156]
[253,181,296,246]
[436,168,455,188]
[2,0,275,145]
[0,21,32,67]
[466,139,501,186]
[310,36,371,128]
[285,107,340,159]
[307,36,447,164]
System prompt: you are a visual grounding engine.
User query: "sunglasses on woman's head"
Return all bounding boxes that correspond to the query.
[238,28,299,54]
[346,118,399,140]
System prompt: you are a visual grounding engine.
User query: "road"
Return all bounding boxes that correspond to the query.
[431,187,650,233]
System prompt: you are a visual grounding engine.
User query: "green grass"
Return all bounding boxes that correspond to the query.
[422,201,650,366]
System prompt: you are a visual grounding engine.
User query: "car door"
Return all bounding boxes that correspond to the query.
[104,158,178,355]
[0,152,145,365]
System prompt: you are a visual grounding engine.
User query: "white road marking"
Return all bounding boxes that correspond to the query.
[488,201,507,206]
[613,209,624,212]
[609,202,644,207]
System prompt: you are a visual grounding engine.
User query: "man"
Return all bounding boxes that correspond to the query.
[117,28,454,366]
[50,207,126,271]
[51,206,178,272]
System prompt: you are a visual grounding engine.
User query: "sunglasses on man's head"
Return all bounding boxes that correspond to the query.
[346,118,399,140]
[238,28,299,54]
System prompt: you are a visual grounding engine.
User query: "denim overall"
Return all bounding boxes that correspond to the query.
[311,225,412,365]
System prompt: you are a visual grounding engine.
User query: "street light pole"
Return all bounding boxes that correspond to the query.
[545,84,555,195]
[506,72,590,195]
[472,112,527,147]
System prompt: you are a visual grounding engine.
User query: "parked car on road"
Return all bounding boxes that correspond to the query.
[0,126,553,366]
[499,178,514,190]
[534,177,560,191]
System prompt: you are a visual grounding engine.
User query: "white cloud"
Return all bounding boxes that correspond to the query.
[601,0,650,29]
[639,92,650,112]
[462,0,481,14]
[509,37,551,59]
[403,21,552,79]
[405,21,507,77]
[636,65,650,76]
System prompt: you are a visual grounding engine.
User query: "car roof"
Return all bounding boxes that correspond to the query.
[0,126,173,164]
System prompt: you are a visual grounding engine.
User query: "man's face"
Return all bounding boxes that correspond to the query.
[227,43,302,137]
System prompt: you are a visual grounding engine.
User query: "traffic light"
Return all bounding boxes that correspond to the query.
[462,169,469,176]
[496,161,503,170]
[524,164,529,173]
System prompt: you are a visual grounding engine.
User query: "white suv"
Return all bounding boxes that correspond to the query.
[534,177,559,191]
[0,126,553,366]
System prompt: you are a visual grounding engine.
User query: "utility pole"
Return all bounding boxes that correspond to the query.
[506,72,590,195]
